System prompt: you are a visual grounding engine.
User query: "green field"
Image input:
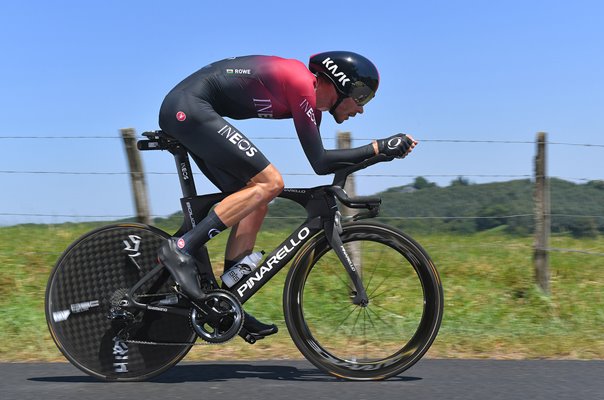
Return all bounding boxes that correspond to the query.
[0,222,602,362]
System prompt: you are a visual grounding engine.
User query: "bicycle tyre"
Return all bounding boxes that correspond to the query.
[45,223,196,381]
[283,221,443,380]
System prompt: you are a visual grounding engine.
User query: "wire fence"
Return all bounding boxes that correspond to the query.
[1,135,603,257]
[2,134,604,147]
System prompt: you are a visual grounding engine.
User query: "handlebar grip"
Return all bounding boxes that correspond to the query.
[326,187,381,209]
[137,140,161,151]
[347,195,382,206]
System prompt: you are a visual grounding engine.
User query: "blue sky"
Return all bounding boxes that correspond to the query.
[1,1,603,225]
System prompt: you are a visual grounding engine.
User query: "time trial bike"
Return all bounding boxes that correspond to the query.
[45,130,443,381]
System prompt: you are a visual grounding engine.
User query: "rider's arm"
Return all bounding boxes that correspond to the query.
[286,78,376,175]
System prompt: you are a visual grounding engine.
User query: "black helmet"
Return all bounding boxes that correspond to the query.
[309,51,379,106]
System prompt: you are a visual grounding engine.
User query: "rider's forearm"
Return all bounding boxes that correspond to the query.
[291,107,377,175]
[307,143,376,175]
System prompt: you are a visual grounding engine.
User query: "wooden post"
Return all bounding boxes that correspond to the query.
[337,132,357,216]
[337,131,361,270]
[120,128,152,225]
[534,132,550,294]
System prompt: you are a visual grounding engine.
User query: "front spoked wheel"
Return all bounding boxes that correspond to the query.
[45,224,196,381]
[284,221,443,380]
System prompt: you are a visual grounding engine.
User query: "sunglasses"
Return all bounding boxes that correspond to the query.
[349,81,375,106]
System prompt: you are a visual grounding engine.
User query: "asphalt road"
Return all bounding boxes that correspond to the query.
[1,359,602,400]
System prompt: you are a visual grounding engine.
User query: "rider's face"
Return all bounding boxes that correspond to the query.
[333,97,364,124]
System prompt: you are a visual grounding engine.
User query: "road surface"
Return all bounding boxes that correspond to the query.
[1,359,602,400]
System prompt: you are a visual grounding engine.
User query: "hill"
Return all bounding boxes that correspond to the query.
[260,178,604,236]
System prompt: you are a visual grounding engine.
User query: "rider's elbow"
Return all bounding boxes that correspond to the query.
[310,162,332,176]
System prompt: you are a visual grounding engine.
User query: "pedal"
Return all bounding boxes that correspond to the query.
[238,327,263,344]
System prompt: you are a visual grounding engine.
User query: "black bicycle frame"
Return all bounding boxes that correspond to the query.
[134,131,386,309]
[182,187,336,304]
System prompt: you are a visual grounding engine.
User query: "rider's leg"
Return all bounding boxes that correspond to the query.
[219,204,278,337]
[158,95,281,337]
[222,202,279,337]
[224,204,268,264]
[214,164,282,225]
[158,165,283,299]
[158,165,282,337]
[176,164,282,253]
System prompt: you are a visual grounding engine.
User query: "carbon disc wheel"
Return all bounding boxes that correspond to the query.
[45,224,196,381]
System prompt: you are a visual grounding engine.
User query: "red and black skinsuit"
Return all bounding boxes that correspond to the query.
[159,55,375,191]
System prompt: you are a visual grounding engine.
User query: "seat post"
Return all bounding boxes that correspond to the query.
[171,145,198,198]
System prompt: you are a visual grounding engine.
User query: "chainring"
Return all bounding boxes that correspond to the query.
[189,289,244,344]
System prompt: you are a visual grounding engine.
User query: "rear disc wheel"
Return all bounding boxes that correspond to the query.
[45,224,196,381]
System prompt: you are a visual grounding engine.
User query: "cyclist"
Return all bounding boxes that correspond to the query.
[157,51,417,339]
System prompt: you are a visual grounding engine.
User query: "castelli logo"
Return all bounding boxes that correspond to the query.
[176,111,187,122]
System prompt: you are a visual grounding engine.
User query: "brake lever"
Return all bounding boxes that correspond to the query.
[352,206,380,221]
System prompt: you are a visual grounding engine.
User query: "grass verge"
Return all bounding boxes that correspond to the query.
[0,223,602,361]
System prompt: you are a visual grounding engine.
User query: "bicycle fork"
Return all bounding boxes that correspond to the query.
[323,211,369,306]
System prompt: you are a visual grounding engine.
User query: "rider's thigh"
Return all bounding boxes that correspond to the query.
[160,95,271,192]
[249,164,284,200]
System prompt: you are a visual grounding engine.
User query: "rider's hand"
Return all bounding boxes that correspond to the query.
[376,134,417,158]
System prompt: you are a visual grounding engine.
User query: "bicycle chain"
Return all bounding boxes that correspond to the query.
[119,289,240,346]
[134,292,175,298]
[120,299,240,347]
[123,338,212,346]
[123,330,239,347]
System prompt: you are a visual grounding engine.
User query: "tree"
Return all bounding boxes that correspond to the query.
[567,218,599,238]
[586,180,604,191]
[450,176,471,187]
[413,176,437,190]
[476,204,509,231]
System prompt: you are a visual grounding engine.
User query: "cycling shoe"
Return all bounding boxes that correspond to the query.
[239,312,278,344]
[157,239,205,299]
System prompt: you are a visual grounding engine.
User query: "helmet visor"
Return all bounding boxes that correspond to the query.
[349,81,375,106]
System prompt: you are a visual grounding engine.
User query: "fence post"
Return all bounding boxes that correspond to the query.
[337,131,361,269]
[534,132,550,294]
[337,132,357,214]
[120,128,152,225]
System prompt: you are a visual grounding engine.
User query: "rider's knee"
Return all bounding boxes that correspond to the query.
[250,165,283,203]
[269,174,284,198]
[258,176,283,202]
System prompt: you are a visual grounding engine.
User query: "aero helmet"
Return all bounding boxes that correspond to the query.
[309,51,379,107]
